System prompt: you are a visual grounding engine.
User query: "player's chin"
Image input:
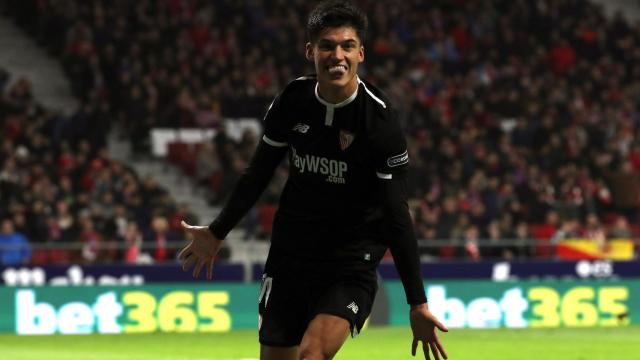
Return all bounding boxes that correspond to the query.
[322,73,351,87]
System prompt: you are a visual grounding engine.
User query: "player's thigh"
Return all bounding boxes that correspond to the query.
[314,279,377,338]
[258,274,308,347]
[260,344,298,360]
[299,314,351,360]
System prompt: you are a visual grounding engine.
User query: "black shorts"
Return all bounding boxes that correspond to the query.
[258,255,378,347]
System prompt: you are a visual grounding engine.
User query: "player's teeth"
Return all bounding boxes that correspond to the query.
[329,66,346,74]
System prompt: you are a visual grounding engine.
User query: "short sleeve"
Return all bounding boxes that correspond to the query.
[262,93,289,148]
[372,110,409,180]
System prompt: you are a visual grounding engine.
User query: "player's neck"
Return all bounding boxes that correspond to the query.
[317,77,359,104]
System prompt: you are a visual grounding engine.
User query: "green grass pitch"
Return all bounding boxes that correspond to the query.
[0,326,638,360]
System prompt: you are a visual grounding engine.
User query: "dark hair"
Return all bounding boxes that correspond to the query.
[307,0,368,44]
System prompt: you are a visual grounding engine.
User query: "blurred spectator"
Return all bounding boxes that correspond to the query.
[123,222,149,264]
[485,220,511,260]
[104,204,128,242]
[551,218,581,244]
[582,213,607,250]
[608,216,632,239]
[512,221,534,258]
[0,218,31,265]
[534,210,560,241]
[194,141,221,188]
[145,215,178,262]
[55,201,75,243]
[462,225,482,261]
[437,196,458,239]
[601,160,640,223]
[79,215,100,263]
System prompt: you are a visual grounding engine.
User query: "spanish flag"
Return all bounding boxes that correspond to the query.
[556,239,635,260]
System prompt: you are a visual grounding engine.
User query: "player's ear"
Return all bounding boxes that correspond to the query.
[359,45,364,63]
[305,42,314,61]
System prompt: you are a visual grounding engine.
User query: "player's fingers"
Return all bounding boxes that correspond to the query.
[177,243,192,261]
[182,254,197,272]
[433,319,448,332]
[206,258,214,280]
[193,257,205,278]
[429,342,440,360]
[411,338,418,356]
[434,337,448,359]
[422,341,431,360]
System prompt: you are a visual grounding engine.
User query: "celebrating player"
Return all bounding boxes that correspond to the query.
[179,1,448,359]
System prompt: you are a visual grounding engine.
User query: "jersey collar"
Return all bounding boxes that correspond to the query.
[314,78,359,126]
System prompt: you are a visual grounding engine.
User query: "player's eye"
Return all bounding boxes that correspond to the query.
[342,42,356,50]
[318,41,335,51]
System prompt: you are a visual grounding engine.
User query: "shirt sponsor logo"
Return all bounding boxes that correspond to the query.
[387,150,409,168]
[291,147,347,184]
[292,123,310,134]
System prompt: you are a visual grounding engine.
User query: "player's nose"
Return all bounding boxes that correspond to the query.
[330,45,345,60]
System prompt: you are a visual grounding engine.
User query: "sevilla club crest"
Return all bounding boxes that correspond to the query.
[339,130,355,150]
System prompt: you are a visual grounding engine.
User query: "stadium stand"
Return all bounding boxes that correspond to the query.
[1,0,639,263]
[0,65,199,265]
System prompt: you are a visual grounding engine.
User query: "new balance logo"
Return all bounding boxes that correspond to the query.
[292,123,310,133]
[347,301,359,314]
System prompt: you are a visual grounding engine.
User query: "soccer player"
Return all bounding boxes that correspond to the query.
[178,1,448,359]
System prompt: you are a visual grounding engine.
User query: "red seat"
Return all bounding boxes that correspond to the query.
[167,142,188,166]
[535,238,554,259]
[49,249,71,264]
[30,249,49,265]
[529,224,556,259]
[258,204,277,235]
[167,142,198,177]
[439,245,456,259]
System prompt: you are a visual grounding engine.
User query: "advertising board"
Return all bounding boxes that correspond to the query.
[1,279,636,335]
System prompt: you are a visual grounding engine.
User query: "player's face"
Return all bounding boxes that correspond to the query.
[306,26,364,101]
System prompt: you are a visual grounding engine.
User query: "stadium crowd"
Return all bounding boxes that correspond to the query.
[1,0,640,263]
[0,67,199,265]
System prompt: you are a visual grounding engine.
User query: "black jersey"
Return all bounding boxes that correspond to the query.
[210,75,426,304]
[262,76,408,262]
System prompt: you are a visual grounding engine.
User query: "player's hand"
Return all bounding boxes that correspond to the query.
[410,303,448,360]
[177,221,223,280]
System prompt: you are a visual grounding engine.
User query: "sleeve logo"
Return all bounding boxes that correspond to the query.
[387,150,409,167]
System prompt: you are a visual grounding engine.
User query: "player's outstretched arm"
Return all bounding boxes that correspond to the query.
[378,177,448,359]
[178,220,223,280]
[410,303,448,360]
